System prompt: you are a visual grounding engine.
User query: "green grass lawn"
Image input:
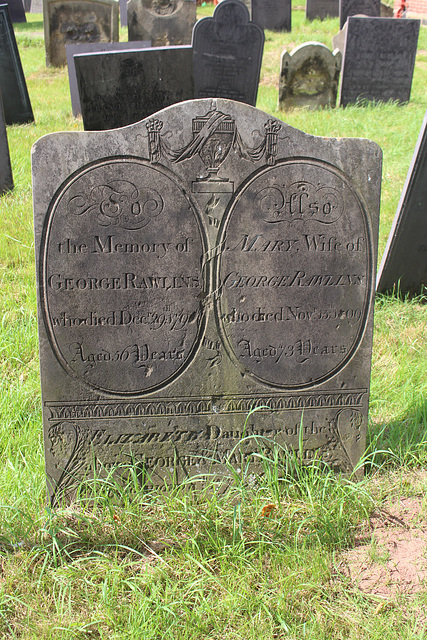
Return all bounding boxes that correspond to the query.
[0,6,427,638]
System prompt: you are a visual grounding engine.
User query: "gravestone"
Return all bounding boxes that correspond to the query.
[376,109,427,296]
[29,0,43,10]
[306,0,339,20]
[252,0,291,31]
[32,97,382,503]
[279,43,341,110]
[127,0,196,46]
[74,45,193,130]
[0,91,13,194]
[118,0,126,24]
[193,0,264,105]
[339,0,380,28]
[0,4,34,124]
[220,0,252,16]
[380,2,393,15]
[6,0,26,22]
[66,39,150,116]
[44,0,119,67]
[332,20,347,52]
[338,17,420,106]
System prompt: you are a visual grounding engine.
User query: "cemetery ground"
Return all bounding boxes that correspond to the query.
[0,5,427,638]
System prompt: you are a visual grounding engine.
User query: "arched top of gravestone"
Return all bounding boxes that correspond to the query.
[127,0,196,46]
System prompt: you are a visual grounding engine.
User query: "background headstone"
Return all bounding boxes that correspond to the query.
[6,0,26,22]
[44,0,119,67]
[220,0,252,16]
[127,0,196,47]
[252,0,291,31]
[192,0,264,105]
[66,39,150,116]
[118,0,126,24]
[306,0,339,20]
[0,4,34,124]
[376,109,427,296]
[279,42,341,110]
[32,97,381,503]
[338,17,420,106]
[75,45,193,130]
[380,1,393,15]
[29,0,43,10]
[0,90,13,194]
[339,0,380,28]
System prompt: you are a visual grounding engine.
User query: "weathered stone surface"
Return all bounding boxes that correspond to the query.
[332,20,347,52]
[339,0,380,27]
[380,1,393,16]
[32,98,381,503]
[377,109,427,296]
[193,0,264,105]
[44,0,119,67]
[6,0,26,22]
[75,45,193,130]
[0,90,13,194]
[66,39,150,116]
[306,0,339,20]
[118,0,126,24]
[0,4,34,124]
[127,0,196,46]
[338,17,420,106]
[279,42,341,110]
[252,0,291,31]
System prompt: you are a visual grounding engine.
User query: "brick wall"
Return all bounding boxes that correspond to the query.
[393,0,427,15]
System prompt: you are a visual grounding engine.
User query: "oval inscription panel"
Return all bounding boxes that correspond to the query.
[41,159,207,395]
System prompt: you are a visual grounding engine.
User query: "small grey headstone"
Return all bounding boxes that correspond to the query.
[376,109,427,296]
[44,0,119,67]
[0,91,13,194]
[0,4,34,124]
[279,42,342,110]
[29,0,43,10]
[339,0,380,27]
[252,0,291,31]
[306,0,339,20]
[127,0,196,47]
[192,0,264,105]
[6,0,26,21]
[338,17,420,106]
[32,97,381,503]
[332,20,347,52]
[118,0,126,24]
[75,45,193,130]
[66,39,151,116]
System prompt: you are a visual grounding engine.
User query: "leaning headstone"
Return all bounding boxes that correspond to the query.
[193,0,264,105]
[75,45,193,130]
[252,0,291,31]
[66,39,151,116]
[338,17,420,106]
[376,109,427,296]
[332,20,347,52]
[0,4,34,124]
[127,0,196,46]
[339,0,380,27]
[6,0,26,21]
[32,97,381,503]
[44,0,119,67]
[0,91,13,195]
[279,43,342,110]
[306,0,339,20]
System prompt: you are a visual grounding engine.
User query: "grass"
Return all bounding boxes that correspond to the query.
[0,4,427,638]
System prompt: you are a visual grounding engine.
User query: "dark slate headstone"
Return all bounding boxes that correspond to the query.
[306,0,339,20]
[339,0,380,28]
[279,42,341,110]
[6,0,26,22]
[66,39,151,116]
[0,4,34,124]
[32,97,381,503]
[44,0,119,67]
[0,91,13,194]
[252,0,291,31]
[192,0,264,105]
[127,0,196,46]
[376,109,427,296]
[74,45,193,130]
[338,17,420,107]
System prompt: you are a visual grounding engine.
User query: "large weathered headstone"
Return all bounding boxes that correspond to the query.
[75,45,193,130]
[306,0,339,20]
[0,90,13,194]
[0,4,34,124]
[252,0,291,31]
[339,0,380,27]
[376,109,427,296]
[44,0,119,67]
[193,0,264,105]
[127,0,196,46]
[66,40,151,116]
[279,43,341,110]
[338,17,420,107]
[32,98,381,503]
[6,0,26,22]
